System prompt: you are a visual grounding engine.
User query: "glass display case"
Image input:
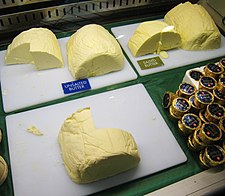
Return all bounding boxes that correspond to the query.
[0,0,224,196]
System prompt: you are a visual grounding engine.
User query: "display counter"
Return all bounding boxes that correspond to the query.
[0,1,224,195]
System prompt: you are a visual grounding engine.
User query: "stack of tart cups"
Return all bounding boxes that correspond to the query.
[163,58,225,168]
[0,129,8,186]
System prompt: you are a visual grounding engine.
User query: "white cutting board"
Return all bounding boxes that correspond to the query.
[111,20,225,76]
[0,37,137,113]
[6,84,187,196]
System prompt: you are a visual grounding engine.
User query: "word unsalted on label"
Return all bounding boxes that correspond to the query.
[62,79,91,94]
[138,56,164,70]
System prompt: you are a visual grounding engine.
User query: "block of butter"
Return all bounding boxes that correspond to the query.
[164,2,221,50]
[128,20,181,57]
[5,27,64,70]
[58,107,140,184]
[67,24,125,79]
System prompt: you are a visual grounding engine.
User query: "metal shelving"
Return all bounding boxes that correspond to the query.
[0,0,189,46]
[0,0,55,8]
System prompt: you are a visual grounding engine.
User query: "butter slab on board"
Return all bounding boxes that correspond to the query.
[6,84,187,196]
[0,36,137,113]
[111,20,225,76]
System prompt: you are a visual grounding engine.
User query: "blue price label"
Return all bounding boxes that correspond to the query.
[61,79,91,94]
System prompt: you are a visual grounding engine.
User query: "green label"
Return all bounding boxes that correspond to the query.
[137,57,164,70]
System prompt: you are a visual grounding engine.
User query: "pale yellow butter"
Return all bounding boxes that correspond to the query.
[159,51,169,59]
[164,2,221,50]
[67,24,125,79]
[58,107,140,184]
[128,20,181,57]
[5,28,64,70]
[27,125,43,136]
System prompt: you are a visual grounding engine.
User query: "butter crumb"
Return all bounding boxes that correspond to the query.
[2,89,8,96]
[27,125,43,136]
[159,51,169,58]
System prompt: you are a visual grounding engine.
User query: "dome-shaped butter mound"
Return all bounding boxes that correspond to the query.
[67,24,125,79]
[58,107,140,184]
[5,28,64,70]
[128,20,181,57]
[164,2,221,50]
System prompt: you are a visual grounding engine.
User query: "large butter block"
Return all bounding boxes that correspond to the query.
[164,2,221,50]
[128,20,181,57]
[67,24,125,79]
[5,28,64,70]
[58,107,140,184]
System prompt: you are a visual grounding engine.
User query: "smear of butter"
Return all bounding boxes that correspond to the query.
[159,51,169,58]
[27,125,43,136]
[2,89,8,96]
[161,25,175,32]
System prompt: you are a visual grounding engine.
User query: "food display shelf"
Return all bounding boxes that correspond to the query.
[0,0,184,46]
[0,0,224,196]
[0,0,58,9]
